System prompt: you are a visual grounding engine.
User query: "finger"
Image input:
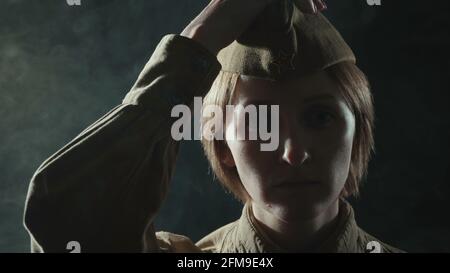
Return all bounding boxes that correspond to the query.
[293,0,317,14]
[313,0,327,11]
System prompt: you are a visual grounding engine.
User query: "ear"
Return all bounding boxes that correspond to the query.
[219,142,236,168]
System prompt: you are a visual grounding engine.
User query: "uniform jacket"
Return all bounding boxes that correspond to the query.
[23,34,402,253]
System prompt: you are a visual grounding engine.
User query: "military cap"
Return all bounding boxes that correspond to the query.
[217,0,356,80]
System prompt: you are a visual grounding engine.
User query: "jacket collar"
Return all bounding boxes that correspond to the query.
[225,199,360,253]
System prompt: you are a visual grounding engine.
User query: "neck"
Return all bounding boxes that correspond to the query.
[251,199,340,252]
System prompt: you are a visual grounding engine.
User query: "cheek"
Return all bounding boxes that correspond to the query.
[315,118,355,188]
[225,124,275,197]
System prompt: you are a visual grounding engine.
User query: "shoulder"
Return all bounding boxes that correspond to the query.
[153,218,242,253]
[195,221,239,253]
[357,228,406,253]
[155,231,201,253]
[153,220,241,253]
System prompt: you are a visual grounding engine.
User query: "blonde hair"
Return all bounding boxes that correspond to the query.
[201,62,374,202]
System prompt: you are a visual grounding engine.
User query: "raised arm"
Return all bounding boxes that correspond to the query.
[24,34,221,252]
[24,0,320,253]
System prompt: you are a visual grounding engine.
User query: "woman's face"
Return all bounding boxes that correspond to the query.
[222,70,356,220]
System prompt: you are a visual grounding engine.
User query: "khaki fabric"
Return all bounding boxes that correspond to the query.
[24,34,401,253]
[24,34,221,253]
[218,0,356,80]
[157,199,402,253]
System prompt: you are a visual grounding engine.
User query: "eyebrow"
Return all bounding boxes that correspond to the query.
[302,94,338,104]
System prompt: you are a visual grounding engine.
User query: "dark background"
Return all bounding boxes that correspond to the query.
[1,0,449,252]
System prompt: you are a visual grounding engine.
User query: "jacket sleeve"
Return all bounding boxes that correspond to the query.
[23,34,221,253]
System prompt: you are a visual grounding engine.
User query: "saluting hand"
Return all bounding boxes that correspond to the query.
[181,0,327,56]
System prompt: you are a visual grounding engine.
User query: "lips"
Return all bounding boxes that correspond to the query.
[274,179,320,188]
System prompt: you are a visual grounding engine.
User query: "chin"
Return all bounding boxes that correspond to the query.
[262,188,337,221]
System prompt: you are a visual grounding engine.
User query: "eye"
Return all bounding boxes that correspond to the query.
[303,107,336,129]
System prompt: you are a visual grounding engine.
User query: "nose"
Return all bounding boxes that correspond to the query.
[280,130,310,167]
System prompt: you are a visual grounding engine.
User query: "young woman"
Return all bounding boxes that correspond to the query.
[24,0,402,253]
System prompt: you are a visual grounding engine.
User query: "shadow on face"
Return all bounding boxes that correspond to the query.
[222,70,356,220]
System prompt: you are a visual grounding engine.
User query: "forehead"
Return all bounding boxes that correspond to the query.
[234,70,341,105]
